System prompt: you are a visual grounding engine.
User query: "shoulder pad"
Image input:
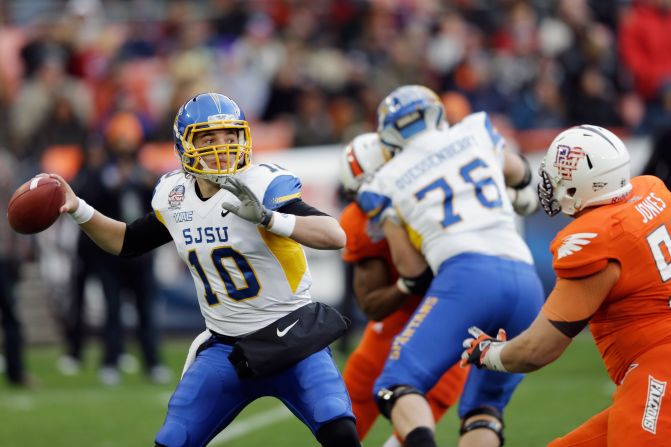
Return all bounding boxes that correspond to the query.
[551,221,612,278]
[357,189,393,224]
[151,170,188,211]
[460,112,504,153]
[262,172,302,210]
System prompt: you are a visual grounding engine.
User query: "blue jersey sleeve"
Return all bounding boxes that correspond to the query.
[356,190,393,224]
[263,175,302,210]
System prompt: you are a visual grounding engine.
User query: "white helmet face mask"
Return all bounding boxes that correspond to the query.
[538,125,632,217]
[339,132,389,196]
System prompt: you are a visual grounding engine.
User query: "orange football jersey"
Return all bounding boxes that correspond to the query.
[340,202,421,318]
[545,176,671,383]
[340,202,391,265]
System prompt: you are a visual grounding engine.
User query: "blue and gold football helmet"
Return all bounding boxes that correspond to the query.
[377,85,446,151]
[173,93,252,180]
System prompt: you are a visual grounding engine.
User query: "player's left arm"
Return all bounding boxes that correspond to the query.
[462,261,620,372]
[220,176,345,250]
[381,217,434,296]
[277,201,346,250]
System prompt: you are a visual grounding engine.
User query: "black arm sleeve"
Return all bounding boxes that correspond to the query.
[277,199,329,217]
[119,211,173,258]
[548,318,590,338]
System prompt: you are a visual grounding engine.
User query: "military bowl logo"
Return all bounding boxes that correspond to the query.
[168,184,186,209]
[554,145,585,180]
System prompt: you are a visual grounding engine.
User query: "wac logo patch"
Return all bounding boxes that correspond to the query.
[554,145,586,180]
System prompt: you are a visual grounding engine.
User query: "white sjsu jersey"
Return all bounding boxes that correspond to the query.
[151,164,312,336]
[357,112,533,272]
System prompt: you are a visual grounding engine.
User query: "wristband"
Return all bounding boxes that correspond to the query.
[511,154,532,190]
[69,197,95,225]
[483,342,508,372]
[397,267,434,296]
[267,211,296,237]
[395,278,411,295]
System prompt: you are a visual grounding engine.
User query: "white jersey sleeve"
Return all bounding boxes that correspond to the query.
[151,165,312,336]
[357,113,532,272]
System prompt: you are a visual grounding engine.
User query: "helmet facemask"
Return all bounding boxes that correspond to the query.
[179,119,252,184]
[537,162,562,217]
[377,85,447,151]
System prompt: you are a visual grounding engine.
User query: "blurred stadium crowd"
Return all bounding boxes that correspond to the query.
[2,0,671,165]
[1,0,671,387]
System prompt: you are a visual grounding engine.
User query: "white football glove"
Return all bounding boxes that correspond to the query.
[507,184,539,216]
[181,329,212,378]
[220,176,273,226]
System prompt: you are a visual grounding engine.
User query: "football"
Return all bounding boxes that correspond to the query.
[7,176,65,234]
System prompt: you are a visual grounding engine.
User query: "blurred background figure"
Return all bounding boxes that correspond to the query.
[58,111,170,386]
[0,147,31,387]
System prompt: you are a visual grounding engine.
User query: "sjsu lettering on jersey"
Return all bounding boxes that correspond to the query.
[395,135,477,190]
[183,226,229,245]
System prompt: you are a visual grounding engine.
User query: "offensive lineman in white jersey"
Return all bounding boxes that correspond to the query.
[356,85,543,447]
[44,93,361,447]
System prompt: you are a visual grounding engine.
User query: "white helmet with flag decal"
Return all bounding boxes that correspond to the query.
[538,125,632,216]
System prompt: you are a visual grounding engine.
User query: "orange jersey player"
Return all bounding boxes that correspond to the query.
[339,132,468,443]
[462,125,671,446]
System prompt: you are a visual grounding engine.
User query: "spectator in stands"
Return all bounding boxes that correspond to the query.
[0,148,31,387]
[620,0,671,102]
[59,112,170,385]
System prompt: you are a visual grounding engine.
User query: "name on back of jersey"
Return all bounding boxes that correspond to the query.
[395,134,477,190]
[635,192,666,224]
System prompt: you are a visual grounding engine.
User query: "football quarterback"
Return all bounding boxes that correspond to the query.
[45,93,360,447]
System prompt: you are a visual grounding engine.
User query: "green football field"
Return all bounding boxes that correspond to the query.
[0,332,611,446]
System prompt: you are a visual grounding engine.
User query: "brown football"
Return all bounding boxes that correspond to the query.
[7,177,65,234]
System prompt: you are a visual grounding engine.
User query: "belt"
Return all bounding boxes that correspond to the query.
[209,330,242,345]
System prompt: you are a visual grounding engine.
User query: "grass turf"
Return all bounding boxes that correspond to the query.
[0,332,610,446]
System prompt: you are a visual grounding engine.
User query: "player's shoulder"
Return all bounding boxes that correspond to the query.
[455,111,503,150]
[155,169,187,189]
[551,215,613,278]
[613,175,671,234]
[628,175,670,202]
[340,202,368,234]
[340,202,387,263]
[550,190,636,277]
[152,170,191,209]
[243,163,302,211]
[357,175,393,222]
[457,111,489,128]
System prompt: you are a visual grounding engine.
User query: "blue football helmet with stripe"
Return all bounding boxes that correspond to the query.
[173,93,252,181]
[377,85,446,151]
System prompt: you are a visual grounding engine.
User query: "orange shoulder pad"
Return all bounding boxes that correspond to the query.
[551,213,614,279]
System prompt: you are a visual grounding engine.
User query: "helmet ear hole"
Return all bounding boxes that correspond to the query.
[567,187,577,197]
